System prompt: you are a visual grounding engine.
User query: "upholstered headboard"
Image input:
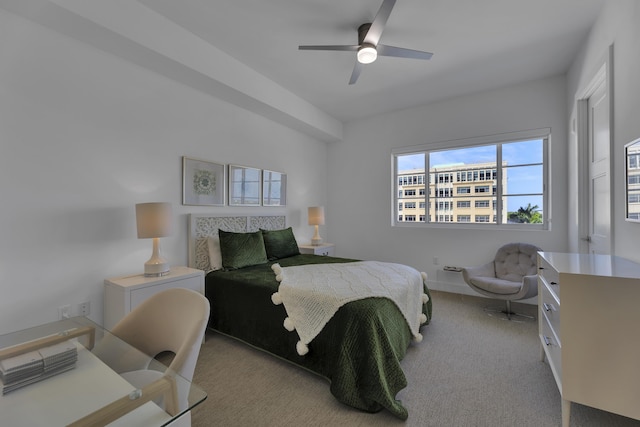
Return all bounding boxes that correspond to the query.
[188,214,286,272]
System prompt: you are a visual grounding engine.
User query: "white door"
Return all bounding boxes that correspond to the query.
[587,75,611,254]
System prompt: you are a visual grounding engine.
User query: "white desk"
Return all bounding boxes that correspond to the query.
[538,252,640,426]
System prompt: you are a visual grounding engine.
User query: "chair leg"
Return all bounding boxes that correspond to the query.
[503,300,535,321]
[481,300,535,321]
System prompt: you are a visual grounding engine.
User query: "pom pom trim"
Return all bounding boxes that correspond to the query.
[283,317,295,331]
[271,292,282,305]
[296,341,309,356]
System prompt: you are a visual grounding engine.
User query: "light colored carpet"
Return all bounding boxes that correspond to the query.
[190,291,640,426]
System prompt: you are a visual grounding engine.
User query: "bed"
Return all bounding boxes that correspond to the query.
[188,214,432,420]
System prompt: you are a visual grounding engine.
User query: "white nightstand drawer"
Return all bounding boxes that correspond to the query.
[129,274,202,307]
[104,266,204,330]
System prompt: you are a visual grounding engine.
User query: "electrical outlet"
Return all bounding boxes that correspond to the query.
[78,301,90,316]
[58,305,71,319]
[433,256,439,265]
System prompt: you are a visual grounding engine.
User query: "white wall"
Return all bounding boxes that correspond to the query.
[0,9,328,334]
[327,76,569,294]
[566,0,640,263]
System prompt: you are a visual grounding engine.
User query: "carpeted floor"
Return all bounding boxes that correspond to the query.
[190,291,640,426]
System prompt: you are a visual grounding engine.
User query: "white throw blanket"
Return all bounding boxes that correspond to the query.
[271,261,430,356]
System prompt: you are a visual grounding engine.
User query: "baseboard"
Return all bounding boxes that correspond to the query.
[428,280,537,306]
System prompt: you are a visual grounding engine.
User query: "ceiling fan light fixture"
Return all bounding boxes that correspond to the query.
[357,44,377,64]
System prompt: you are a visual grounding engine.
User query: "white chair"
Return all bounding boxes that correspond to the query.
[96,288,210,426]
[461,243,540,320]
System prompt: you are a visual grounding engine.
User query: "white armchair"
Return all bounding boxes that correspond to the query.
[461,243,541,320]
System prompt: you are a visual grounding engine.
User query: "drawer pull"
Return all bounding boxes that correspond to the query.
[550,281,558,285]
[543,336,553,346]
[538,267,544,270]
[543,303,554,312]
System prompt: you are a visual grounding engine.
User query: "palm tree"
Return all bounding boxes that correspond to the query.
[508,203,541,223]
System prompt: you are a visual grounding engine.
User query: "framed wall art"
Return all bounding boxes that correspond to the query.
[625,138,640,222]
[182,157,226,206]
[229,165,261,206]
[262,170,287,206]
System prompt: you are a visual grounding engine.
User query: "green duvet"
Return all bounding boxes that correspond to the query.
[205,254,432,419]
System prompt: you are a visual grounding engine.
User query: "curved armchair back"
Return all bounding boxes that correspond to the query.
[494,243,540,282]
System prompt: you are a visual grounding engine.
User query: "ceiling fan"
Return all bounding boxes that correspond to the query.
[298,0,433,85]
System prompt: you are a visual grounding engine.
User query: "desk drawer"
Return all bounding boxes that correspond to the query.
[540,281,561,341]
[540,314,562,385]
[537,256,559,288]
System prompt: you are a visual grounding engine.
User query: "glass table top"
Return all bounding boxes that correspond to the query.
[0,316,207,426]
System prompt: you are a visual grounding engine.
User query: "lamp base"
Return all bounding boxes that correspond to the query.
[144,261,170,277]
[144,270,170,277]
[311,224,323,246]
[143,237,170,276]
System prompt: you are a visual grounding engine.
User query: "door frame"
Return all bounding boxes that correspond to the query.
[575,44,614,254]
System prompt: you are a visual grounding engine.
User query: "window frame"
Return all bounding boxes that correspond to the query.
[391,128,550,230]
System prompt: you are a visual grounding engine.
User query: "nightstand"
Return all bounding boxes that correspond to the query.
[299,243,335,256]
[104,266,204,330]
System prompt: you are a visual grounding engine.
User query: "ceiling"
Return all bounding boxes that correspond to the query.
[138,0,605,123]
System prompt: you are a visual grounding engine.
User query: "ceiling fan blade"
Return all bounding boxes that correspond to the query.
[378,44,433,60]
[363,0,397,46]
[348,61,363,85]
[299,45,359,52]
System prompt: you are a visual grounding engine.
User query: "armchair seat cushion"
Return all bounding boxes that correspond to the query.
[467,276,523,295]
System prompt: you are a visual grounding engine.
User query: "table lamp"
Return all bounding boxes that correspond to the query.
[308,206,325,246]
[136,202,173,277]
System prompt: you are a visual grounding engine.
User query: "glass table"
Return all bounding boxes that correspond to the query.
[0,317,207,426]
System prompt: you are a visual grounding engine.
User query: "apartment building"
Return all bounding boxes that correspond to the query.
[398,162,508,224]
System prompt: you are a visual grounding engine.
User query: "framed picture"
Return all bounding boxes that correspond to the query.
[182,157,226,206]
[229,165,261,206]
[262,170,287,206]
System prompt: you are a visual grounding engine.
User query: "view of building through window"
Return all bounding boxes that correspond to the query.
[395,138,545,225]
[627,142,640,220]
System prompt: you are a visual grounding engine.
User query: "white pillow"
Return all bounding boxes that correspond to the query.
[207,236,223,271]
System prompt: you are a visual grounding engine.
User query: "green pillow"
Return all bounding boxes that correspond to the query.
[218,230,268,270]
[261,227,300,260]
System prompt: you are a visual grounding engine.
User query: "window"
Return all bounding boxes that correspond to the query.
[392,128,548,228]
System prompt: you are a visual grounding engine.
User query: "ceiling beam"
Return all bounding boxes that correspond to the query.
[0,0,343,142]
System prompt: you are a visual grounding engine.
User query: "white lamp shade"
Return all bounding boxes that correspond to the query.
[136,202,173,238]
[308,206,325,225]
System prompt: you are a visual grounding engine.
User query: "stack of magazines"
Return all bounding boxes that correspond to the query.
[0,340,78,394]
